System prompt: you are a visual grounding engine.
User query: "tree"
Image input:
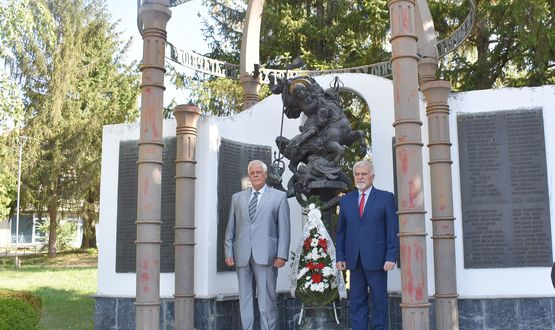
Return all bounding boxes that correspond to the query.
[0,70,24,221]
[191,0,553,106]
[429,0,554,90]
[0,0,140,256]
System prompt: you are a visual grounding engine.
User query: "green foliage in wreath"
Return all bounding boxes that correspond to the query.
[295,226,339,307]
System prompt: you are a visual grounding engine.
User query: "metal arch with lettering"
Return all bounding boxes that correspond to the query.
[436,0,477,58]
[169,0,193,6]
[166,42,392,81]
[156,0,475,80]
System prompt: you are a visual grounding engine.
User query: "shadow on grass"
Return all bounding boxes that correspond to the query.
[33,286,94,330]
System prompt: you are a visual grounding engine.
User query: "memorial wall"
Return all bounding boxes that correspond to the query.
[96,76,554,302]
[458,109,551,268]
[115,138,177,273]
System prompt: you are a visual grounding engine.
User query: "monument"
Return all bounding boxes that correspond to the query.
[268,74,366,208]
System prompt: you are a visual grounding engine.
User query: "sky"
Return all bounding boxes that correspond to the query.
[106,0,211,105]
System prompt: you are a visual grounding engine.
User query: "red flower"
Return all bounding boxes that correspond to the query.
[316,262,325,270]
[303,237,312,251]
[312,273,323,283]
[307,262,317,270]
[318,238,327,252]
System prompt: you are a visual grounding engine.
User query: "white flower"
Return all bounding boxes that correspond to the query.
[310,283,325,292]
[310,238,318,247]
[308,208,322,221]
[309,247,320,260]
[308,203,316,210]
[322,266,333,277]
[297,267,309,279]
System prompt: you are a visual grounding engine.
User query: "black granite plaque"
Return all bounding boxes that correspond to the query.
[116,138,176,273]
[216,138,272,272]
[458,108,551,268]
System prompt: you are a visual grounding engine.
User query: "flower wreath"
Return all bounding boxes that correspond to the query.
[290,203,347,306]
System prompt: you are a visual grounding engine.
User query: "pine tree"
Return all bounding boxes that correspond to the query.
[0,0,140,256]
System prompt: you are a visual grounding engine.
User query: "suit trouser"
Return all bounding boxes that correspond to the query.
[349,257,388,330]
[236,257,278,330]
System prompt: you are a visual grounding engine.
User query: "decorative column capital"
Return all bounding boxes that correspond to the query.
[239,75,262,109]
[174,103,201,128]
[139,2,172,30]
[417,57,439,86]
[420,80,451,103]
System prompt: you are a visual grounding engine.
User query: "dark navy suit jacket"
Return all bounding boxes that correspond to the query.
[336,187,399,271]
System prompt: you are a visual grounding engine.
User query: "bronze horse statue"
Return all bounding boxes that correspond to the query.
[269,74,367,206]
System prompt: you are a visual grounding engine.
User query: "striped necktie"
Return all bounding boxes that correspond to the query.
[249,191,259,221]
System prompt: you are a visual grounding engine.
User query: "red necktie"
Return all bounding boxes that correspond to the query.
[359,192,365,217]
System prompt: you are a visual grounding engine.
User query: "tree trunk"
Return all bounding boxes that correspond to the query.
[80,190,98,249]
[80,210,97,249]
[48,205,58,257]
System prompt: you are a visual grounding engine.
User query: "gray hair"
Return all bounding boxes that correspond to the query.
[248,160,267,173]
[353,160,374,175]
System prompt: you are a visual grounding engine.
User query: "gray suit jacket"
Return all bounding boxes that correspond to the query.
[225,186,291,267]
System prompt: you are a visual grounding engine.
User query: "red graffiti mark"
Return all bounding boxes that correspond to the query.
[438,194,446,211]
[152,119,159,137]
[142,177,150,196]
[401,244,414,298]
[141,272,150,282]
[400,151,409,175]
[140,259,151,293]
[408,180,417,208]
[402,8,410,32]
[414,242,423,263]
[415,287,423,300]
[394,82,400,103]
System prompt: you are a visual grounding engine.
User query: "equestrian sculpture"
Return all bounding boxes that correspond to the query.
[269,74,367,208]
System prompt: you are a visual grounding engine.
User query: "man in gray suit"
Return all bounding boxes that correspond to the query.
[225,160,291,330]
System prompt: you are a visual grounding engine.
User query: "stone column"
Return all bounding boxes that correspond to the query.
[173,104,201,330]
[239,0,264,109]
[136,1,171,329]
[421,80,459,329]
[388,0,430,328]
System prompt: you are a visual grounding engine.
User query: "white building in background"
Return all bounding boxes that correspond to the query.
[0,213,83,249]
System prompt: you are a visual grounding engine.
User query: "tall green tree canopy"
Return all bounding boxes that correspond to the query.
[183,0,553,115]
[431,0,554,90]
[175,0,390,116]
[0,70,24,220]
[0,0,140,255]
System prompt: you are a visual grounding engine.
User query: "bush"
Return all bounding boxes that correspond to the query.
[0,290,41,314]
[36,219,78,251]
[0,297,40,330]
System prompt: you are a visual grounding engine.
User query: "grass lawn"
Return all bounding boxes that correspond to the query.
[0,249,97,329]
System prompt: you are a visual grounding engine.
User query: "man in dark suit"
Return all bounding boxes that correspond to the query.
[336,160,399,330]
[224,160,291,330]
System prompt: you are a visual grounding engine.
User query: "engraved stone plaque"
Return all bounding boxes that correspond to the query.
[216,138,272,272]
[458,109,551,268]
[116,138,176,273]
